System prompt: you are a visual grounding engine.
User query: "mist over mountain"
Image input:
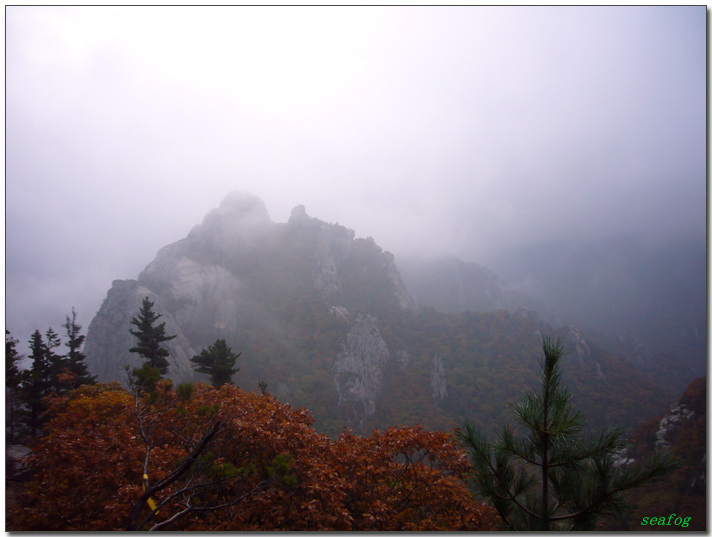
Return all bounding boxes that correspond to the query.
[398,256,550,317]
[83,192,683,436]
[485,234,706,393]
[395,234,705,396]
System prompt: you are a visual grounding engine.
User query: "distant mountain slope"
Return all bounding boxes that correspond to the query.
[85,192,674,436]
[398,255,547,315]
[487,235,707,394]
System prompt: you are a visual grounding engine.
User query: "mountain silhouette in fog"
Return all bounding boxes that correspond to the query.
[84,192,689,435]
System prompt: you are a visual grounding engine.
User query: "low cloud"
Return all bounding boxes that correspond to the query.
[6,6,706,348]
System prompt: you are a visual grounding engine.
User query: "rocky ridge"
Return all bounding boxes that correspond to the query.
[85,192,416,420]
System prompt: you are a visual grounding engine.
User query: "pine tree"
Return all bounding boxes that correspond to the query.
[6,330,22,389]
[191,339,241,388]
[44,327,70,392]
[456,337,677,530]
[6,330,23,442]
[21,330,53,437]
[129,297,176,377]
[61,308,96,388]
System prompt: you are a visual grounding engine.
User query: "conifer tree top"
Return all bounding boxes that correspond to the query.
[129,297,176,376]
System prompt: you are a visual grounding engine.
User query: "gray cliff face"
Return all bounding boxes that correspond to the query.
[333,314,390,426]
[138,252,243,340]
[288,204,414,425]
[306,212,354,304]
[288,204,414,313]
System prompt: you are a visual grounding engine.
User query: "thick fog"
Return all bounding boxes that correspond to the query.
[6,6,706,354]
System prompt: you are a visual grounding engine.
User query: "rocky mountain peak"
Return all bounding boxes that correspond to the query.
[288,204,310,225]
[218,190,270,220]
[185,191,272,255]
[85,193,416,393]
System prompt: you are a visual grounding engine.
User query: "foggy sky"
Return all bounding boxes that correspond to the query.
[6,6,706,352]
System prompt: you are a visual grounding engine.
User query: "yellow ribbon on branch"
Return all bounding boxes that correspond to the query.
[142,474,160,513]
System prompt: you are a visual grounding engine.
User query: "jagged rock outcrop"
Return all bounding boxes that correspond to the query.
[309,217,353,303]
[85,192,414,393]
[609,376,707,529]
[333,314,390,425]
[655,401,696,449]
[288,205,414,313]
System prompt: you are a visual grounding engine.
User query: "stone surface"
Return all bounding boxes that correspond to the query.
[655,402,695,449]
[333,314,390,425]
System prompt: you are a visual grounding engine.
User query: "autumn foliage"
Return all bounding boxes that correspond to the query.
[8,382,498,531]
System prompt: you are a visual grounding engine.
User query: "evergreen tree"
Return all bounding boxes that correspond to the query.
[45,327,70,392]
[61,308,96,388]
[191,339,241,388]
[6,330,22,388]
[21,330,52,437]
[258,380,268,395]
[129,297,176,377]
[457,337,677,530]
[6,330,23,442]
